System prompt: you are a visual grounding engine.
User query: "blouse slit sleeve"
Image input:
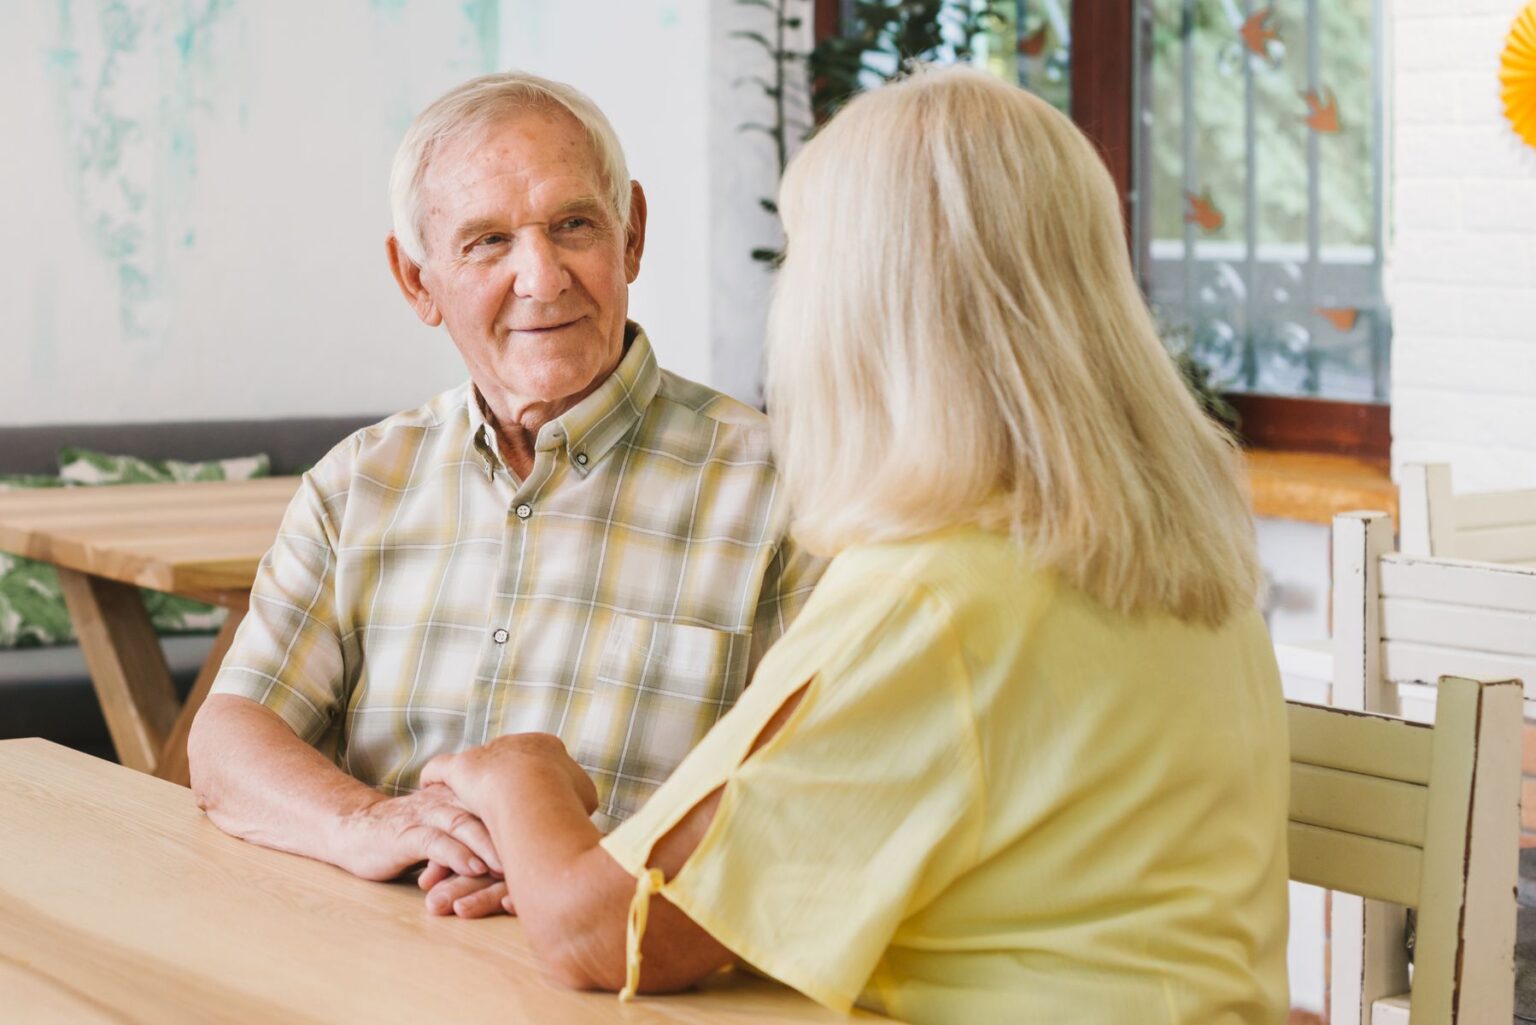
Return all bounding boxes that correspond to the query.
[601,578,985,1013]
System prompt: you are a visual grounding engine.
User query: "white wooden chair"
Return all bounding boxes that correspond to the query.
[1329,511,1536,721]
[1289,676,1522,1024]
[1400,463,1536,568]
[1275,510,1536,1023]
[1275,510,1536,720]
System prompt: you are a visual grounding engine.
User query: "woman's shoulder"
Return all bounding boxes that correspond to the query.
[824,525,1036,587]
[818,527,1053,623]
[766,528,1055,691]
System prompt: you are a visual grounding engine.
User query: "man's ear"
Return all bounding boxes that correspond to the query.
[386,234,443,327]
[623,181,648,284]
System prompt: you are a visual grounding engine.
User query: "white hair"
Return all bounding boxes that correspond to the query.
[766,66,1262,627]
[389,71,631,264]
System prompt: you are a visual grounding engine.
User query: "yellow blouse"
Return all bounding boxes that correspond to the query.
[601,527,1290,1025]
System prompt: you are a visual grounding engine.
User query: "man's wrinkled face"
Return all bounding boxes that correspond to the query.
[412,109,642,411]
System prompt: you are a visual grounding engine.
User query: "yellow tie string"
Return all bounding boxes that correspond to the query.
[619,868,666,1002]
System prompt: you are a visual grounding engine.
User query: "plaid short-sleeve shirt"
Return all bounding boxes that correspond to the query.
[212,326,823,829]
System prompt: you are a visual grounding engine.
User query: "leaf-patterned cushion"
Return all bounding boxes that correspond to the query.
[0,475,72,648]
[55,448,273,638]
[57,448,271,486]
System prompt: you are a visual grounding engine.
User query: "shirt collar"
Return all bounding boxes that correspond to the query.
[464,322,660,478]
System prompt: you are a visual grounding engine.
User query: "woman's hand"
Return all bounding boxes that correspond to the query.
[420,733,601,820]
[418,860,514,918]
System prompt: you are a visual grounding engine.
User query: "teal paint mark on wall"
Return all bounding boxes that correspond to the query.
[45,0,235,340]
[660,5,680,29]
[462,0,499,71]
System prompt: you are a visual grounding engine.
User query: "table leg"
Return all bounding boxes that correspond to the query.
[154,604,246,787]
[55,569,178,776]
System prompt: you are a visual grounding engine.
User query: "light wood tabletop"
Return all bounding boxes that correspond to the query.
[0,739,901,1025]
[0,478,299,783]
[0,476,297,597]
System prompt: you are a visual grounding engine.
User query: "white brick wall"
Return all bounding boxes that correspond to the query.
[1390,1,1536,491]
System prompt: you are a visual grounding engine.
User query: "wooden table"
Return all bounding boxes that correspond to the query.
[0,739,899,1024]
[0,478,298,783]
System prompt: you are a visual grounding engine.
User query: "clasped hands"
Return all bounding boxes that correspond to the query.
[405,733,597,919]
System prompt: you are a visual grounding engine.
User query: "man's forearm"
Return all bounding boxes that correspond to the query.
[188,694,378,865]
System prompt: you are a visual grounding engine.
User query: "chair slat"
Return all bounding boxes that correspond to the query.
[1379,596,1536,657]
[1379,554,1536,613]
[1411,677,1523,1024]
[1452,488,1536,530]
[1288,822,1422,907]
[1287,702,1434,785]
[1454,524,1536,564]
[1380,640,1536,698]
[1289,763,1428,847]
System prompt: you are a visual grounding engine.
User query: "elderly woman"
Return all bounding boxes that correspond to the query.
[422,66,1289,1024]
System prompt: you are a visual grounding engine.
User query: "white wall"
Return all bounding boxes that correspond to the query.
[1390,0,1536,489]
[3,1,779,427]
[498,1,716,388]
[1,1,493,426]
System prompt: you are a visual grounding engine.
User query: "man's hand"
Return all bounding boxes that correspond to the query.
[418,860,516,918]
[420,733,599,817]
[329,783,504,882]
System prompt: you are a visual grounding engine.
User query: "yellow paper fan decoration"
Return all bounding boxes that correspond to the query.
[1502,1,1536,149]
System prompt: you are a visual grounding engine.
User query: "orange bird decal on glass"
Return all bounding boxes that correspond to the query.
[1240,8,1279,57]
[1316,307,1360,331]
[1019,23,1049,57]
[1185,190,1225,233]
[1303,89,1341,133]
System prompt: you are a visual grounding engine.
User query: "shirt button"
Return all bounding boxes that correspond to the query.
[575,452,589,466]
[515,503,532,520]
[492,628,509,644]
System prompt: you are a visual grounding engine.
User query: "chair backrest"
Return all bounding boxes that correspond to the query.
[1400,463,1536,568]
[1289,676,1522,1023]
[1332,511,1536,717]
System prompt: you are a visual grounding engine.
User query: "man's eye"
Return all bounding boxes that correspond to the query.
[557,218,590,231]
[468,234,508,251]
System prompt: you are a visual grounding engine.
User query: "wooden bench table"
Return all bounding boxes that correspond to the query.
[0,739,899,1024]
[0,478,299,782]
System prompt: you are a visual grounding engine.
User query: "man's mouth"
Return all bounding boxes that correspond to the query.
[510,317,581,334]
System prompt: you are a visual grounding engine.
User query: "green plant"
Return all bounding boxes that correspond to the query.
[1160,320,1242,434]
[732,0,813,264]
[732,4,1238,431]
[735,0,1001,265]
[809,1,998,122]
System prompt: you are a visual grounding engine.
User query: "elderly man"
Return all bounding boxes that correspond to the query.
[187,72,820,916]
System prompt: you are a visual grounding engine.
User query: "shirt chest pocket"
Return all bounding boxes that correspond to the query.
[573,614,751,826]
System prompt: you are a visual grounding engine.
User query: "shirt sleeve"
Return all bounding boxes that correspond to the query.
[209,454,350,744]
[602,578,985,1013]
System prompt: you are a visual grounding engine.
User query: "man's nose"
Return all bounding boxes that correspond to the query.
[511,232,571,304]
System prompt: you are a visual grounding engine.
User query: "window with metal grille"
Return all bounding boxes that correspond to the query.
[1133,0,1389,403]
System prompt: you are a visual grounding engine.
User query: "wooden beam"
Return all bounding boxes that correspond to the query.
[56,569,179,775]
[1230,394,1392,461]
[1070,0,1134,234]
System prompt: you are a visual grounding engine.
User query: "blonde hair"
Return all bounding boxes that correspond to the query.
[389,71,630,264]
[765,66,1261,626]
